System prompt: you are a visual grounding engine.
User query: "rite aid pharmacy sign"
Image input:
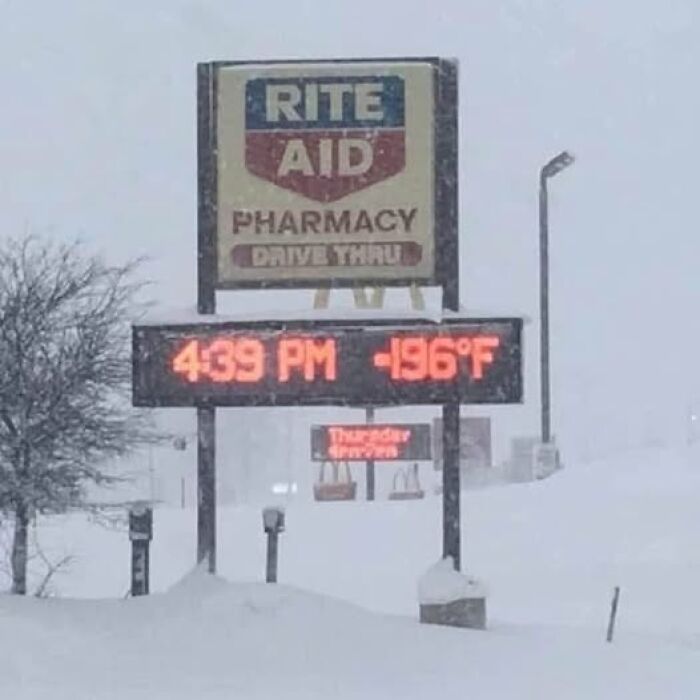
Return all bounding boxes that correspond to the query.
[244,75,406,202]
[198,58,458,289]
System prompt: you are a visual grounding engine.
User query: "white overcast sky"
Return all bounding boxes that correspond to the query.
[1,0,698,460]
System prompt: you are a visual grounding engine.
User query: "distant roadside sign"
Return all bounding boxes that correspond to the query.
[198,58,458,289]
[311,424,432,461]
[432,416,492,470]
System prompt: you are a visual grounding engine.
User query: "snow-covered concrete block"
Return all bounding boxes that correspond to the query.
[418,557,487,630]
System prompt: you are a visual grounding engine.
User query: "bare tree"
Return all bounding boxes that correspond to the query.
[0,519,75,597]
[31,529,75,599]
[0,235,159,594]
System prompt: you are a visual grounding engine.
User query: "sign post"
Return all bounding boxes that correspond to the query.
[442,402,461,569]
[433,58,461,570]
[365,406,375,501]
[197,62,217,574]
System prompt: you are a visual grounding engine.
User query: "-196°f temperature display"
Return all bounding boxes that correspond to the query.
[132,317,522,407]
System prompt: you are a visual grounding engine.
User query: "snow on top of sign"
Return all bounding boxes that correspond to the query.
[136,305,529,326]
[417,557,487,604]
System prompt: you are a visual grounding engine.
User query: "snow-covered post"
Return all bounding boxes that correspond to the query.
[418,558,487,629]
[262,507,285,583]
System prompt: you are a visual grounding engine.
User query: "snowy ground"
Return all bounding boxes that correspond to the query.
[2,569,698,700]
[1,446,699,698]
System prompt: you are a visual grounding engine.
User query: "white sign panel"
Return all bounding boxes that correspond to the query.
[210,59,448,288]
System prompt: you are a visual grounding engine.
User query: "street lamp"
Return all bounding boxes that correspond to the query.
[539,150,575,444]
[173,434,196,509]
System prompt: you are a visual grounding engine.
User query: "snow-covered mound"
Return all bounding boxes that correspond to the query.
[32,446,700,639]
[2,446,699,697]
[1,565,697,700]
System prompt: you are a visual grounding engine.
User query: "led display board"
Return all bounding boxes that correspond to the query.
[132,317,522,408]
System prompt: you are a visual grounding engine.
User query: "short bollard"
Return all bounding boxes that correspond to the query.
[129,504,153,597]
[262,507,285,583]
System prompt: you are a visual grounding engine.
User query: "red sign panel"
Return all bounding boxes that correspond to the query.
[244,76,406,202]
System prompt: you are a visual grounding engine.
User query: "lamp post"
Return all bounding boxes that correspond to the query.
[173,435,190,509]
[539,150,575,444]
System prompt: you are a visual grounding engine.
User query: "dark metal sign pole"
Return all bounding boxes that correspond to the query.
[197,407,216,573]
[197,62,217,573]
[441,402,460,569]
[365,406,375,500]
[436,60,461,571]
[539,173,551,444]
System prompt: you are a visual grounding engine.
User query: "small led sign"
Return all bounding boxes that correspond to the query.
[311,424,432,461]
[132,317,522,408]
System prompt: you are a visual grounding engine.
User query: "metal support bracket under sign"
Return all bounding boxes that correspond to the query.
[313,284,424,310]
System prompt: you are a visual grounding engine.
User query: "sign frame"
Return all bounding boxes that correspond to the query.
[197,57,458,294]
